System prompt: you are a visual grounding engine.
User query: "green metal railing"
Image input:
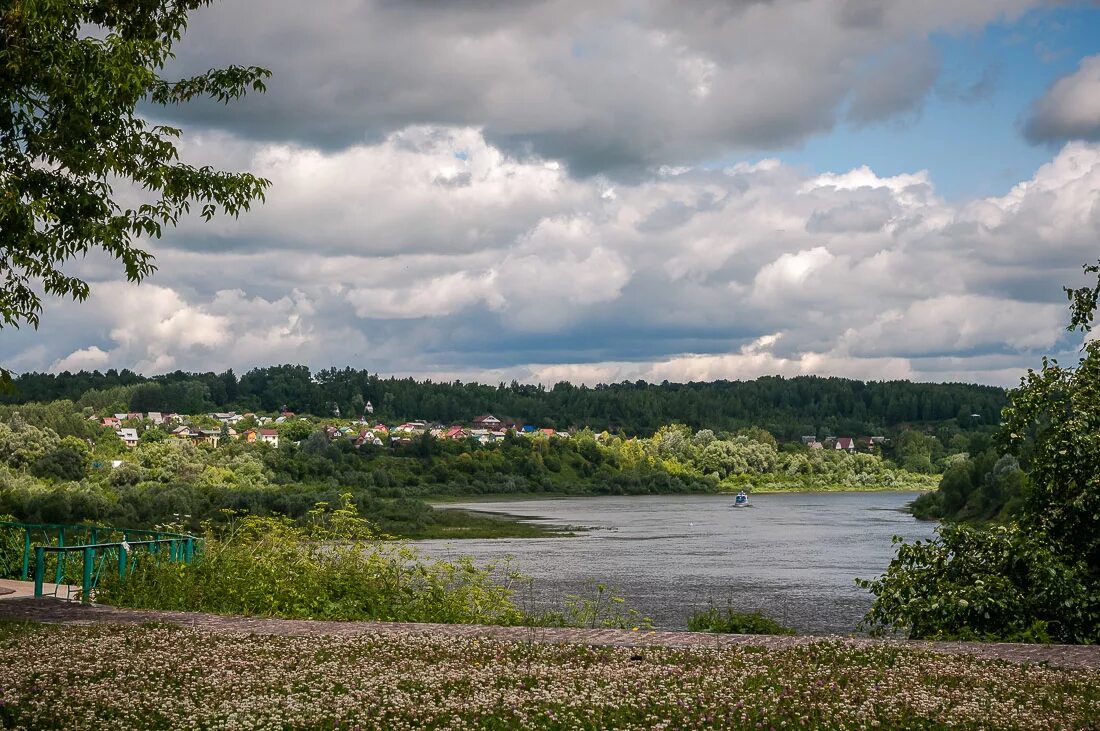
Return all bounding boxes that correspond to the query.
[33,536,196,603]
[1,521,198,603]
[0,521,194,582]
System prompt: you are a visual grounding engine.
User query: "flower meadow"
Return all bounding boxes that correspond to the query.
[0,622,1097,730]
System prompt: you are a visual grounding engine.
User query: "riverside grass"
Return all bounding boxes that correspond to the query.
[0,622,1097,730]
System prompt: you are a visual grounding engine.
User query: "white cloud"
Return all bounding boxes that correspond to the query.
[4,131,1097,388]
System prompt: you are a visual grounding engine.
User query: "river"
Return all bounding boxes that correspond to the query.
[414,492,937,634]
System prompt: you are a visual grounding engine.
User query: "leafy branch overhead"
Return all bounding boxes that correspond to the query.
[0,0,270,331]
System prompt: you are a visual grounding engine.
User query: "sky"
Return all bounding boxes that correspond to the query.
[6,0,1100,388]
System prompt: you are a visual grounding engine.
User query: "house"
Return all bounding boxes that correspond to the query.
[258,429,279,447]
[394,421,427,434]
[116,428,139,448]
[171,425,193,438]
[808,441,824,450]
[147,412,164,425]
[800,435,817,446]
[102,416,121,428]
[835,437,856,453]
[196,429,222,447]
[211,412,242,424]
[113,413,129,422]
[539,428,556,437]
[445,426,469,440]
[471,414,502,428]
[364,401,374,414]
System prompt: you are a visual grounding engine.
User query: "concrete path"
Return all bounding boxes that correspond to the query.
[1,597,1098,671]
[0,579,78,601]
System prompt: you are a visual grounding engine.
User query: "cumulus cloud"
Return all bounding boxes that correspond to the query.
[1024,53,1100,143]
[7,129,1097,388]
[148,0,1040,174]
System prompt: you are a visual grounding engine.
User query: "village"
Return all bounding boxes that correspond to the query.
[100,407,576,450]
[99,404,885,455]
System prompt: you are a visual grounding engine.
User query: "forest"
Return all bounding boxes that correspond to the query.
[0,367,1007,439]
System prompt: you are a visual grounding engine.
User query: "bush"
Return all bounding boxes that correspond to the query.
[95,496,527,626]
[0,514,23,579]
[857,524,1099,644]
[687,606,795,635]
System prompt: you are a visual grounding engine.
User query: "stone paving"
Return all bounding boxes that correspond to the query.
[1,597,1098,670]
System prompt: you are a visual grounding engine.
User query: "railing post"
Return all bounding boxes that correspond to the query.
[169,539,178,561]
[90,527,98,546]
[21,529,30,580]
[118,542,128,579]
[82,547,94,604]
[152,532,161,555]
[55,527,65,585]
[184,537,194,564]
[33,547,45,598]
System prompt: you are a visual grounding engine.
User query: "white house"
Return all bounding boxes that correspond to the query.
[116,428,139,448]
[472,414,502,428]
[258,428,279,447]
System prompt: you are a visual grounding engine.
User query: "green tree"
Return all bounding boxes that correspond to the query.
[863,262,1100,643]
[0,1,269,363]
[1003,261,1100,578]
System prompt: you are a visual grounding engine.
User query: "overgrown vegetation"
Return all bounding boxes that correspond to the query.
[96,499,529,625]
[687,606,795,635]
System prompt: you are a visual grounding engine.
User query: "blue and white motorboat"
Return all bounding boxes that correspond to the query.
[733,491,750,507]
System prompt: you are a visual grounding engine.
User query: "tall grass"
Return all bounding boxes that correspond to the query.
[95,497,527,625]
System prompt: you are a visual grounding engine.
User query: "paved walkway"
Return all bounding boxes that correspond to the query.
[0,579,78,600]
[1,597,1098,671]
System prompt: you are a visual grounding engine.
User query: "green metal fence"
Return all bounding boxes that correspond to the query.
[0,521,195,582]
[33,536,196,603]
[0,521,198,603]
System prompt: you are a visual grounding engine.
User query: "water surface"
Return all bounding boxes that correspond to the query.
[416,492,936,634]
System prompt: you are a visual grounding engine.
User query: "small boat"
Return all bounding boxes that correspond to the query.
[733,491,751,507]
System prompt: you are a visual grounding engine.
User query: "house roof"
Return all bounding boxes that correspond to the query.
[259,429,278,436]
[472,414,500,423]
[836,437,855,448]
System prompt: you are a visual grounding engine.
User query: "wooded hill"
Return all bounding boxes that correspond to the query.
[2,366,1006,439]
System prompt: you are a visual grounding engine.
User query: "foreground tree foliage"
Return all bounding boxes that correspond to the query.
[0,0,268,350]
[862,263,1100,643]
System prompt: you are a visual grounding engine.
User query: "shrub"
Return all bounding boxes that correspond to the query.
[857,524,1099,644]
[687,606,795,635]
[95,495,527,626]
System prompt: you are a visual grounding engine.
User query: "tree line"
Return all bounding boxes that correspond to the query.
[1,367,1006,439]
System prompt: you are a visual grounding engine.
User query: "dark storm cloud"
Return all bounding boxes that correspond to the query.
[151,0,1030,174]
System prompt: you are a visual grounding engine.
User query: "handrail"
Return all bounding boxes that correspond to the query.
[1,520,194,581]
[33,536,197,603]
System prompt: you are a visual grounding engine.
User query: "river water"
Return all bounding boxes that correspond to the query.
[415,492,937,634]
